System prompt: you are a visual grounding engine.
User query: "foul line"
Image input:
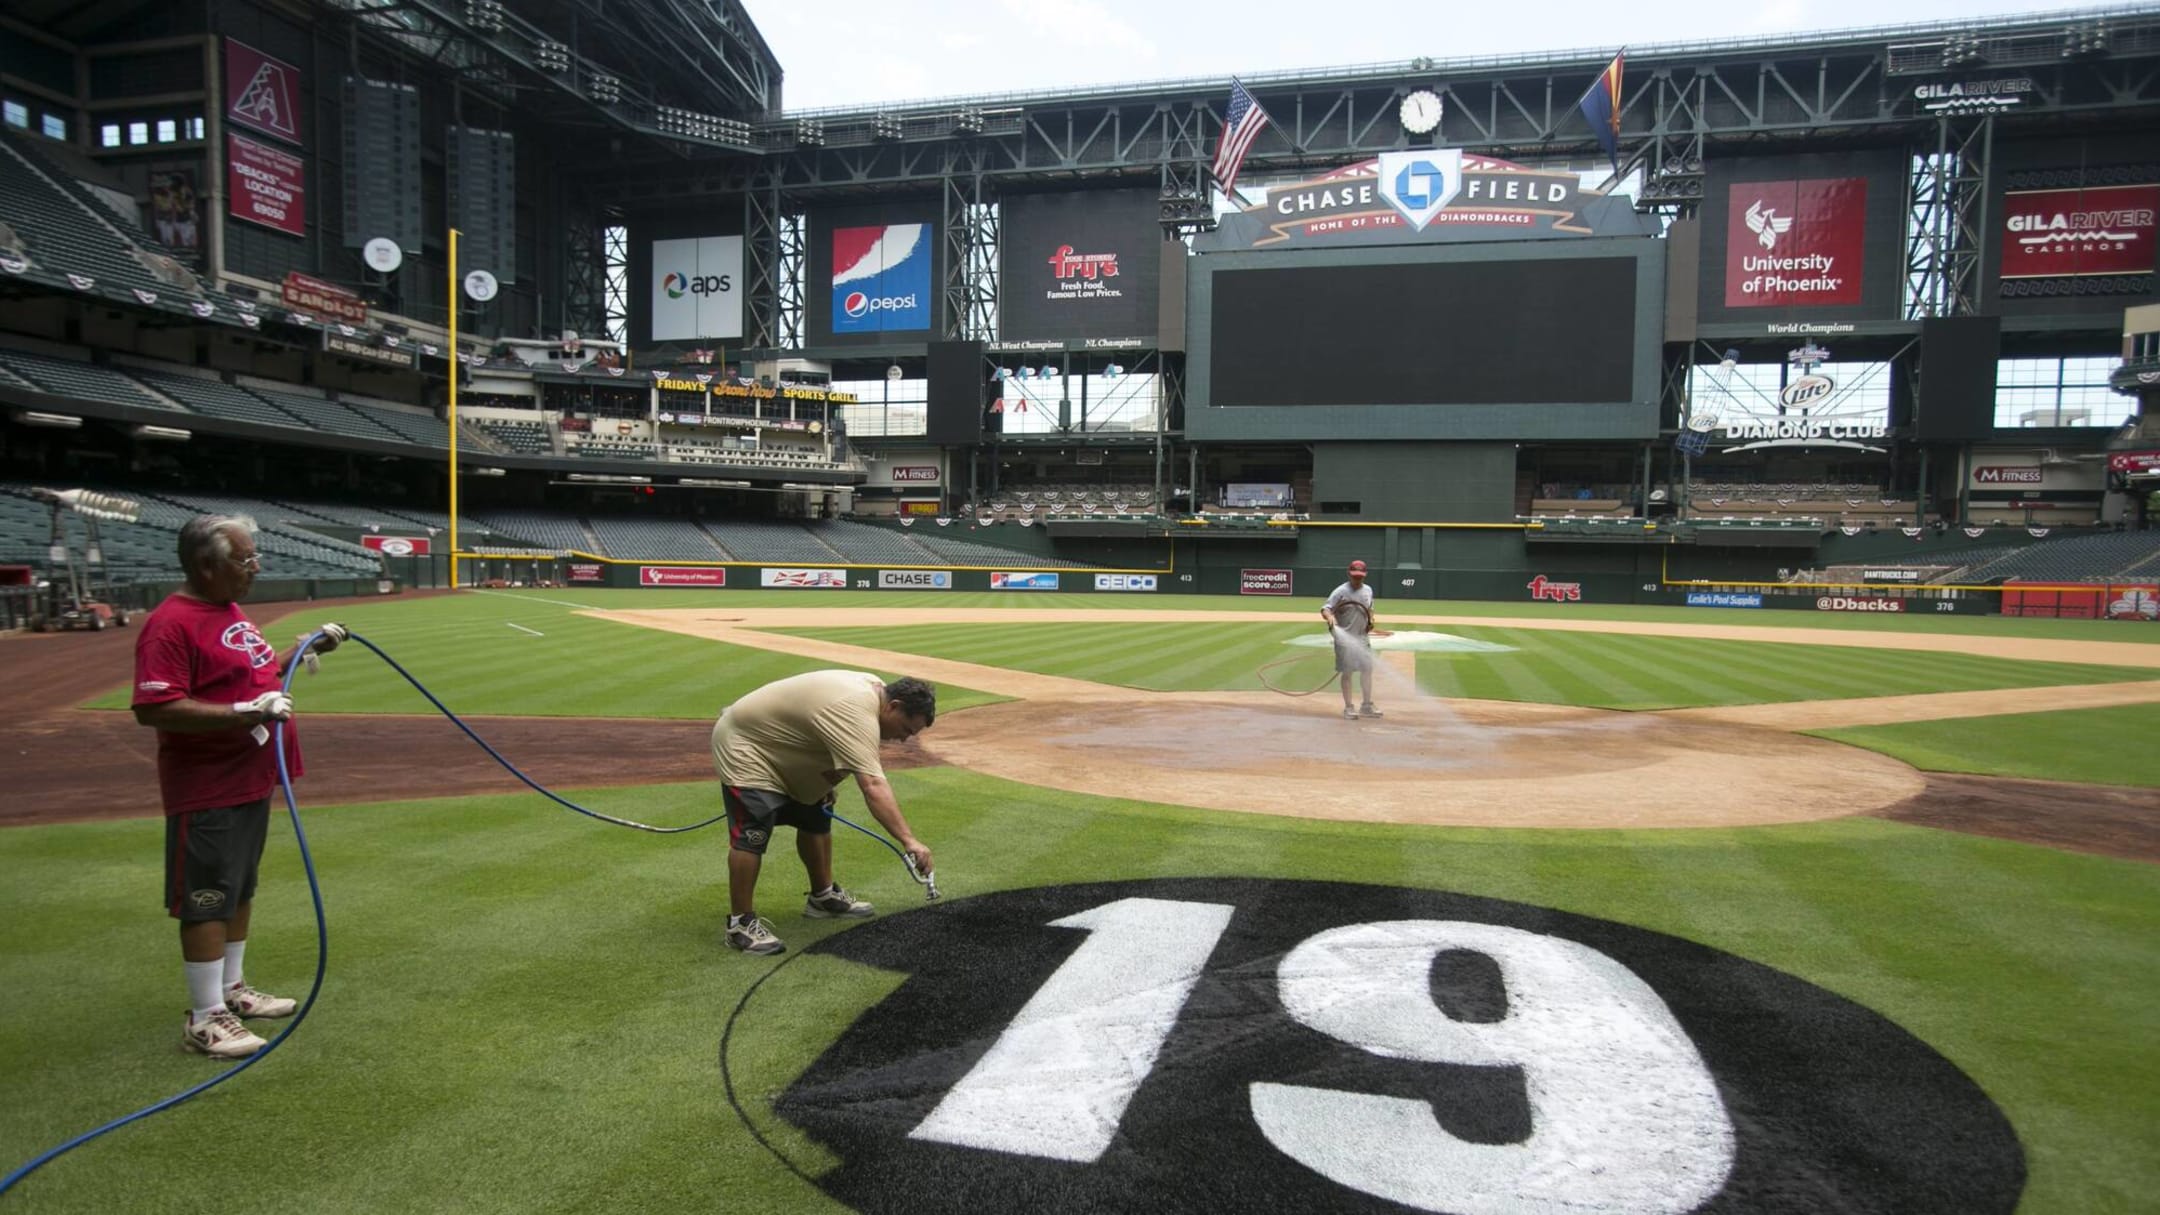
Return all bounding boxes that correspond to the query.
[469,588,595,611]
[506,622,544,637]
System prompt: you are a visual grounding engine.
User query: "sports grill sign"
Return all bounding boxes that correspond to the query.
[746,878,2023,1215]
[1999,184,2160,280]
[1240,568,1292,595]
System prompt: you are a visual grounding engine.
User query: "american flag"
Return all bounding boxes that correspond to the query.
[1211,79,1271,198]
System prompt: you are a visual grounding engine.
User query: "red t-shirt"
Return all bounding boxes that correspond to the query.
[132,593,304,814]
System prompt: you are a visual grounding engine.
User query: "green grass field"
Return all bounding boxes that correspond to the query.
[11,588,2160,1212]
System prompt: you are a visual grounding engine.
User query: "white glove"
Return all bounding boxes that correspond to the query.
[234,692,294,722]
[316,622,348,652]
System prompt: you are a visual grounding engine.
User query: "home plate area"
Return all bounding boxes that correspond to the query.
[728,879,2022,1214]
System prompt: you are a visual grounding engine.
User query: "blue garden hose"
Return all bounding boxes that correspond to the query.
[1,626,927,1198]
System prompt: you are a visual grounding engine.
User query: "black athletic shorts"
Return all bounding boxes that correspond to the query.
[724,786,833,855]
[165,799,271,921]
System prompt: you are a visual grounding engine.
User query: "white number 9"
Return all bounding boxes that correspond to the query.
[1252,920,1735,1214]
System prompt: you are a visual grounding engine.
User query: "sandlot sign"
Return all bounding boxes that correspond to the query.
[743,878,2022,1214]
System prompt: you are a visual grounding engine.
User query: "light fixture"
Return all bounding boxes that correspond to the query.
[16,410,80,428]
[954,107,984,136]
[132,424,192,441]
[464,0,504,33]
[567,472,650,483]
[588,73,622,105]
[680,478,751,488]
[535,40,571,73]
[872,112,904,140]
[795,118,825,147]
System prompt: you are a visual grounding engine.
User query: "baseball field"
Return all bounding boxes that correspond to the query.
[2,587,2156,1213]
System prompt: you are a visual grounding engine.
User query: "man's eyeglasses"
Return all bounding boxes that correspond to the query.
[230,554,261,571]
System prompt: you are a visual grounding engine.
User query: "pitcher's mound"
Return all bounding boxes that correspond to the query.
[926,691,1923,828]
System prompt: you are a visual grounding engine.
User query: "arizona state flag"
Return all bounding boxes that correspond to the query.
[1578,51,1625,175]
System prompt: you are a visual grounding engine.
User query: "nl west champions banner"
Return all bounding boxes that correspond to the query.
[999,188,1162,341]
[650,236,743,341]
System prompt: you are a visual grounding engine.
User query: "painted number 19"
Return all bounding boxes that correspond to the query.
[911,899,1736,1214]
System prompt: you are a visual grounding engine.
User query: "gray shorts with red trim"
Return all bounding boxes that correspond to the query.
[165,799,271,921]
[723,786,833,855]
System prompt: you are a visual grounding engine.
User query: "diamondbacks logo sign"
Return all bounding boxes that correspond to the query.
[730,879,2022,1214]
[1723,178,1867,307]
[224,40,301,145]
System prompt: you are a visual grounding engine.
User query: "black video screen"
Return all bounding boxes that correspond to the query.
[1208,258,1638,406]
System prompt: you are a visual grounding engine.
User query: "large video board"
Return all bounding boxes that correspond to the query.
[1188,238,1663,441]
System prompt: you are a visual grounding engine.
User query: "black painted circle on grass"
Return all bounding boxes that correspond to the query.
[740,879,2022,1214]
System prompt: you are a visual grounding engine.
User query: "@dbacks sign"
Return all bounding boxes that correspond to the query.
[732,878,2022,1214]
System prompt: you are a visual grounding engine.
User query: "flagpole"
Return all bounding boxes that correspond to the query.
[447,227,460,590]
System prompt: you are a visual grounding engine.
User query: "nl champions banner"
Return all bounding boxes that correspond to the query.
[832,224,931,334]
[650,236,743,341]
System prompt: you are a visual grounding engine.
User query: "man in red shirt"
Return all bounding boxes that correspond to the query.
[132,516,346,1059]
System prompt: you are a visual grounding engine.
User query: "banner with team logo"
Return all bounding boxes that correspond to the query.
[990,572,1060,591]
[1196,153,1654,251]
[224,40,302,146]
[360,535,430,556]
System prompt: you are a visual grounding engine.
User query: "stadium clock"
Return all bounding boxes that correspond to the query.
[1398,89,1443,136]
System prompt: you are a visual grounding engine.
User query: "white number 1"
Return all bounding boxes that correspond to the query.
[909,897,1236,1161]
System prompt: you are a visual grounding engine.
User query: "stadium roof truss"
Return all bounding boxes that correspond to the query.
[320,0,778,152]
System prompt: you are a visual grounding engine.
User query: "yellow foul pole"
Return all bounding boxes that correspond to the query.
[447,228,460,589]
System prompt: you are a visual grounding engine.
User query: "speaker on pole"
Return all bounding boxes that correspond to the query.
[926,340,986,445]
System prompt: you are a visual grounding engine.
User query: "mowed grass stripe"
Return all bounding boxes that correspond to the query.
[1812,705,2160,787]
[787,620,2148,708]
[80,597,1002,720]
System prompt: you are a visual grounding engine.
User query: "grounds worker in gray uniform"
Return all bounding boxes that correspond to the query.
[1321,559,1381,720]
[710,670,937,955]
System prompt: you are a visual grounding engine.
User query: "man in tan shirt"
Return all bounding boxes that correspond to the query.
[710,670,938,955]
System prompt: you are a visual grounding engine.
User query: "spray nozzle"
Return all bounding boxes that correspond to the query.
[904,853,942,902]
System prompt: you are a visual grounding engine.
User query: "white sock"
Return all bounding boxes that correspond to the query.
[222,941,247,991]
[186,960,226,1020]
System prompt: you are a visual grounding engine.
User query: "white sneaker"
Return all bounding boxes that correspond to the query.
[726,915,786,955]
[183,1009,267,1059]
[226,983,298,1019]
[804,885,875,919]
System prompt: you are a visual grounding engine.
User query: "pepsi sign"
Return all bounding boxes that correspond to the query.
[832,224,932,333]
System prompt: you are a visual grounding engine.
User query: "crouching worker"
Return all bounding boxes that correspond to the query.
[710,671,937,955]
